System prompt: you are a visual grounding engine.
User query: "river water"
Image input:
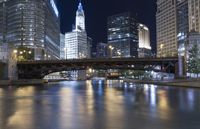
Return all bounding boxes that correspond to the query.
[0,80,200,129]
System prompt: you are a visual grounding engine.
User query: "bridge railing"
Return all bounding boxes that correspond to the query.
[17,57,179,64]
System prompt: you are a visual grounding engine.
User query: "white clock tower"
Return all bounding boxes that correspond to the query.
[75,0,85,31]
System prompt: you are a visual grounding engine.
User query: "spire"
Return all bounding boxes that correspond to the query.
[78,0,83,11]
[75,0,85,31]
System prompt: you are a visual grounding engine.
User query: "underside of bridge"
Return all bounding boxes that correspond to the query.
[17,58,178,79]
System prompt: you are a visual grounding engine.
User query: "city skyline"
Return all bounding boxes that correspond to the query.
[57,0,157,52]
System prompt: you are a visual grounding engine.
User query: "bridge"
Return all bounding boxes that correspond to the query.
[17,57,179,79]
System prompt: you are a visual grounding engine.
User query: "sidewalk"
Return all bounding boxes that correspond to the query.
[0,79,44,86]
[123,78,200,88]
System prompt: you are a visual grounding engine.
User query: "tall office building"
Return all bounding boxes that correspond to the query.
[65,1,89,60]
[65,1,91,80]
[96,42,107,58]
[157,0,200,57]
[60,34,66,59]
[189,0,200,33]
[0,0,60,60]
[138,23,152,57]
[177,0,189,56]
[65,31,88,59]
[87,37,93,58]
[156,0,178,57]
[107,12,139,58]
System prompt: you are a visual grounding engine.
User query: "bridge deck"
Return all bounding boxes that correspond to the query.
[17,57,178,65]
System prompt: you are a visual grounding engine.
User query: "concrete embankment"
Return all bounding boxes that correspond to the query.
[0,79,45,86]
[123,78,200,88]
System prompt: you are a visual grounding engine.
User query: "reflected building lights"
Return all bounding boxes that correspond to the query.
[150,85,157,107]
[187,89,195,110]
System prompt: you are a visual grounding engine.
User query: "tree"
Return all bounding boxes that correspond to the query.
[187,43,200,77]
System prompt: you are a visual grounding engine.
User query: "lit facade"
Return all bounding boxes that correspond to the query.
[0,43,7,60]
[96,42,107,58]
[65,31,88,59]
[156,0,177,57]
[0,0,60,60]
[65,1,90,80]
[188,0,200,33]
[75,2,85,31]
[107,12,139,58]
[138,23,152,57]
[65,1,89,59]
[60,34,66,59]
[87,37,93,58]
[177,0,188,56]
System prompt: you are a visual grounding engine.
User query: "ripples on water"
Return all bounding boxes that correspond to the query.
[0,80,200,129]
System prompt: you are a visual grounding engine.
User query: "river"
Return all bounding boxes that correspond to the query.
[0,80,200,129]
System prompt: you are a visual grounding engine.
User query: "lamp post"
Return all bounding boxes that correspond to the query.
[160,43,164,57]
[13,49,18,60]
[108,45,114,58]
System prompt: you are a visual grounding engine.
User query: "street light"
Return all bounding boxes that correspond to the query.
[13,50,18,54]
[160,43,164,57]
[108,45,114,58]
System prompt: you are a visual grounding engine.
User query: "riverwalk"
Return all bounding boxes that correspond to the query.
[0,79,44,86]
[123,78,200,88]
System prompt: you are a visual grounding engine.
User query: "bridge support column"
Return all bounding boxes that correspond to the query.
[175,56,186,79]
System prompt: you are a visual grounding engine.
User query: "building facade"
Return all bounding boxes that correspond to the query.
[157,0,200,58]
[107,12,139,58]
[188,0,200,33]
[156,0,178,57]
[65,1,91,80]
[65,31,88,59]
[177,0,189,57]
[0,0,60,60]
[60,33,66,59]
[138,23,152,57]
[96,42,107,58]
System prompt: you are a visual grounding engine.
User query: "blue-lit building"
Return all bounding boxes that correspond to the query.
[107,12,139,58]
[96,42,107,58]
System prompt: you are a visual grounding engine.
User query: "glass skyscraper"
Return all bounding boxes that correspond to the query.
[0,0,60,60]
[107,12,139,58]
[177,0,188,57]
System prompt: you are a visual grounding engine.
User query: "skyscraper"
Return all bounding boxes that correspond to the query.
[65,0,89,59]
[65,31,88,59]
[65,0,91,80]
[177,0,188,56]
[156,0,177,57]
[107,12,139,58]
[157,0,200,58]
[0,0,60,60]
[188,0,200,33]
[96,42,108,58]
[60,33,66,59]
[138,23,152,57]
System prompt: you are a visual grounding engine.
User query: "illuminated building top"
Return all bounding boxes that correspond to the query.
[75,0,85,31]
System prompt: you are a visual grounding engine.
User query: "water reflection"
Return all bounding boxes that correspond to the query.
[0,81,200,129]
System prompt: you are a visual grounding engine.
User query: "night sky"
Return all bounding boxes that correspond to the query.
[57,0,157,52]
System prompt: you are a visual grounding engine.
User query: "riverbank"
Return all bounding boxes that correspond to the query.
[0,79,45,86]
[0,79,71,86]
[123,78,200,88]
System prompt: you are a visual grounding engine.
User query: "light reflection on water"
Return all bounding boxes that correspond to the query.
[0,80,200,129]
